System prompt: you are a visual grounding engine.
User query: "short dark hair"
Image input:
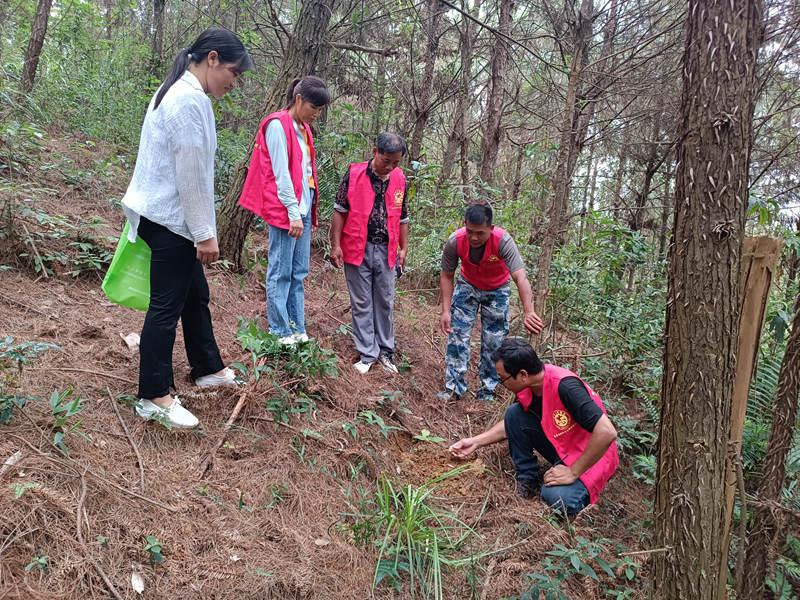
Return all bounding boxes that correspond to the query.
[492,337,543,377]
[464,203,492,226]
[376,132,407,156]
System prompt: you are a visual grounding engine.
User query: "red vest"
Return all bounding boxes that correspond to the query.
[516,364,618,504]
[341,162,405,267]
[239,110,318,230]
[456,226,511,290]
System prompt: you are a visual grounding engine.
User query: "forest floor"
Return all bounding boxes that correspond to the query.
[0,130,650,599]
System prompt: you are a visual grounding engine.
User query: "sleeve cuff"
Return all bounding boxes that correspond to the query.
[191,226,215,243]
[286,206,302,222]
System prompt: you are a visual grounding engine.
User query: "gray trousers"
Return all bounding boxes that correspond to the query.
[344,242,396,363]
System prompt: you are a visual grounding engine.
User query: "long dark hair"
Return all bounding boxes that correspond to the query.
[154,27,253,109]
[285,76,330,109]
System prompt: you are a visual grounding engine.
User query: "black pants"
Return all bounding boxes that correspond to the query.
[137,217,224,399]
[504,402,560,484]
[504,402,590,514]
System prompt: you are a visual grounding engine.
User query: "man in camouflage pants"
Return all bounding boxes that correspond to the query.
[438,204,543,402]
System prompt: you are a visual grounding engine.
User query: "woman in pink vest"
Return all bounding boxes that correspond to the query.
[449,338,619,516]
[239,76,330,344]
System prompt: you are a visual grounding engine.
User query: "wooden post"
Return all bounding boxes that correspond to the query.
[719,236,782,594]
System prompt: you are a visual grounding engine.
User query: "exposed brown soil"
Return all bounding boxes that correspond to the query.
[0,131,651,599]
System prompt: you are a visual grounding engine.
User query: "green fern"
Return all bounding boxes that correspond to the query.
[747,350,784,424]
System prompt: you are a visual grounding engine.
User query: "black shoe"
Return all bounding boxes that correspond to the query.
[515,479,540,499]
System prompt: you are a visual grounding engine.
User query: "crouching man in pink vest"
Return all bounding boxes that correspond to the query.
[329,133,409,374]
[449,338,618,516]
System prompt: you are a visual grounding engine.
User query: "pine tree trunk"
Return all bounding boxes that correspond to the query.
[532,0,593,317]
[440,0,478,190]
[651,1,764,598]
[743,291,800,598]
[477,0,514,184]
[20,0,53,93]
[408,0,445,162]
[151,0,166,73]
[216,0,336,270]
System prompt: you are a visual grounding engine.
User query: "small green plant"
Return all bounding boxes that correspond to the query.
[237,490,253,512]
[11,482,40,499]
[413,429,447,444]
[266,387,317,424]
[342,465,476,599]
[0,393,29,425]
[48,388,87,455]
[0,336,60,372]
[231,351,273,383]
[358,410,402,439]
[516,537,637,600]
[342,421,359,440]
[265,483,289,508]
[24,555,48,573]
[236,319,338,379]
[144,535,165,564]
[631,454,656,486]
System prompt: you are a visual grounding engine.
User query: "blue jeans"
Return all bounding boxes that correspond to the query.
[504,402,590,515]
[266,211,312,337]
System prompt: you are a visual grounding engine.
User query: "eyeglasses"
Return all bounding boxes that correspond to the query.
[498,372,516,387]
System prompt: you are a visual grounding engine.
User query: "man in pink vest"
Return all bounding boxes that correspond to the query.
[449,338,619,515]
[438,204,543,402]
[330,133,409,374]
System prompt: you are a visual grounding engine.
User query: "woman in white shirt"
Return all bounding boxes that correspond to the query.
[121,28,252,428]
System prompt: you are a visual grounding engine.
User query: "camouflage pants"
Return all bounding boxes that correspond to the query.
[444,279,510,401]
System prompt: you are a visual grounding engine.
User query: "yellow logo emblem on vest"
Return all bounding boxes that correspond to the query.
[393,190,403,208]
[488,255,500,262]
[553,410,570,430]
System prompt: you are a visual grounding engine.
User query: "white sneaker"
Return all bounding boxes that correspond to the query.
[353,360,373,375]
[378,354,399,374]
[195,367,239,388]
[278,335,298,346]
[135,397,199,428]
[292,332,311,343]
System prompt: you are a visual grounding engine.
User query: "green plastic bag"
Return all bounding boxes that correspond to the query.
[101,221,151,311]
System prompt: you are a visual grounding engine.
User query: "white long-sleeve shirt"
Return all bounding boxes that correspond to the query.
[265,118,312,222]
[122,70,217,243]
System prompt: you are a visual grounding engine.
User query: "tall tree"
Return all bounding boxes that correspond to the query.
[216,0,336,269]
[532,0,594,315]
[651,1,765,598]
[477,0,514,184]
[20,0,53,93]
[440,0,480,190]
[151,0,167,72]
[408,0,445,161]
[743,292,800,598]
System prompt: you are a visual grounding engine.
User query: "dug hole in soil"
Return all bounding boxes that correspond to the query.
[0,131,649,599]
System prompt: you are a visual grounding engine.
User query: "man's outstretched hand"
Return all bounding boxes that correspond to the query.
[449,437,480,459]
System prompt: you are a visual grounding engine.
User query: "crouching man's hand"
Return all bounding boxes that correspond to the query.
[449,437,480,459]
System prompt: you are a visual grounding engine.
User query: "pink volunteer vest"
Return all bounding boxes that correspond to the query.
[341,162,405,267]
[456,226,511,290]
[516,364,618,504]
[239,110,318,229]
